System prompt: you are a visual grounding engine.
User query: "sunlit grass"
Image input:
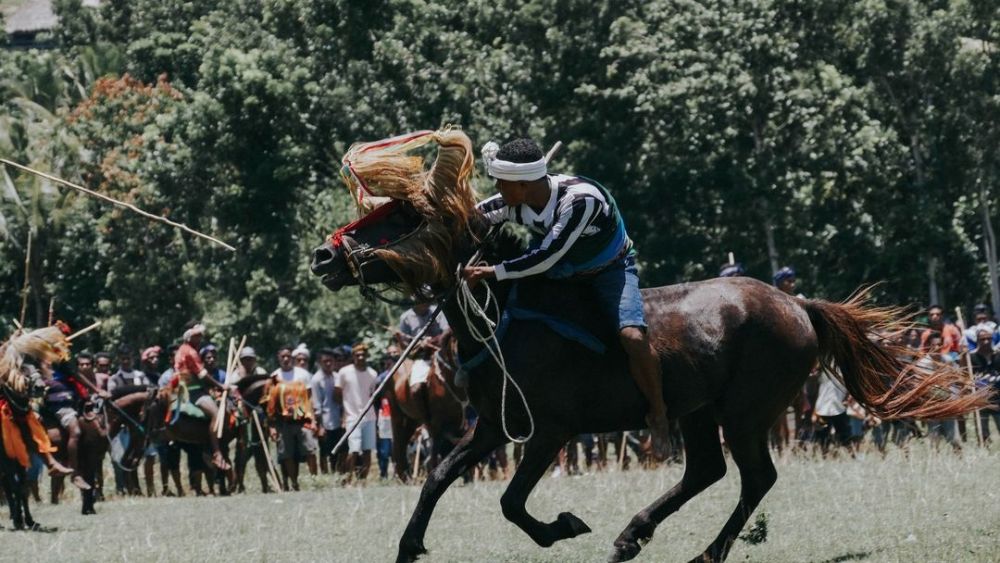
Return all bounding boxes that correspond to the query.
[3,442,998,562]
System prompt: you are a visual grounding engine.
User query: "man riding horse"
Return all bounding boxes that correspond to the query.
[464,138,668,454]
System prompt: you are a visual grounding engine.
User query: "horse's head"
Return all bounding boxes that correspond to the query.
[310,129,482,298]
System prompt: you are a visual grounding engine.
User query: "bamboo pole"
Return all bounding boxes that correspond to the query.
[67,321,101,341]
[544,141,562,164]
[250,408,283,492]
[47,297,55,327]
[18,231,31,326]
[217,335,246,438]
[0,158,235,252]
[955,307,984,446]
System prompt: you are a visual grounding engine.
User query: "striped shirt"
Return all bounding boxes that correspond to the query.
[477,174,633,280]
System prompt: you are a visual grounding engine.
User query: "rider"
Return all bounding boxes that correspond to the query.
[169,323,230,470]
[463,137,669,454]
[40,353,99,490]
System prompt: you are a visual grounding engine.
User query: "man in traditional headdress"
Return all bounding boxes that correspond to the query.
[464,138,669,453]
[1,326,87,489]
[169,323,230,470]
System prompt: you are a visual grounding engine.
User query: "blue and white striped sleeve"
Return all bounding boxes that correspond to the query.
[476,194,511,226]
[494,196,599,280]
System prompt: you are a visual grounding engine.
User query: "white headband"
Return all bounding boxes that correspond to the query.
[481,141,547,182]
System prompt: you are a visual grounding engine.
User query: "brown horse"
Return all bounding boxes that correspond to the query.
[118,375,274,495]
[309,129,992,562]
[387,335,466,481]
[45,408,106,514]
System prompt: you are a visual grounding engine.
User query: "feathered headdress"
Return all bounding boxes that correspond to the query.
[0,323,72,394]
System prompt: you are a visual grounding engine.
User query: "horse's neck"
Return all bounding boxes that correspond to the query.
[441,279,511,364]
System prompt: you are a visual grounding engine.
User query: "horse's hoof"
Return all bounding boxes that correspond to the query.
[557,512,592,538]
[396,537,427,563]
[608,541,642,562]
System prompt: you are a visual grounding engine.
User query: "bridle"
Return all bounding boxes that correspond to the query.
[329,200,438,306]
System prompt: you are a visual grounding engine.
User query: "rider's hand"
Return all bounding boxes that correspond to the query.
[98,390,111,399]
[462,265,495,289]
[269,428,278,441]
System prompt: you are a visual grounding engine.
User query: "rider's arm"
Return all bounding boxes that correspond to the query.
[476,194,512,226]
[494,195,598,280]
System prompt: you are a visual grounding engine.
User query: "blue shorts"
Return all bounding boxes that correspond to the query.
[590,253,647,331]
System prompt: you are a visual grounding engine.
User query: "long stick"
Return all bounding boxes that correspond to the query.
[955,307,984,446]
[216,337,236,438]
[412,431,422,481]
[0,158,235,252]
[330,301,449,457]
[250,408,283,492]
[217,335,247,438]
[47,297,54,327]
[18,231,31,326]
[545,141,563,164]
[67,321,101,341]
[618,431,628,470]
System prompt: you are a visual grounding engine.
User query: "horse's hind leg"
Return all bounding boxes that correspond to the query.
[396,421,504,563]
[499,431,592,548]
[610,409,727,562]
[692,431,775,563]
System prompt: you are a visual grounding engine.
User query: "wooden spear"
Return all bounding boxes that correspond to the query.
[545,141,563,164]
[955,307,984,446]
[0,158,235,252]
[67,321,101,341]
[250,408,283,492]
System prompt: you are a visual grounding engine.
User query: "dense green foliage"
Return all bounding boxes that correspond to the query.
[1,0,997,355]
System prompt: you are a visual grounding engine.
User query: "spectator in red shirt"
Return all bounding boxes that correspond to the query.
[170,323,230,470]
[920,304,962,357]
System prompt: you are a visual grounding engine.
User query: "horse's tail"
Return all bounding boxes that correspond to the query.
[802,287,993,420]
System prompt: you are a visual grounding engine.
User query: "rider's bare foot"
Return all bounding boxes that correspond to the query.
[211,453,230,472]
[47,460,74,477]
[70,475,92,491]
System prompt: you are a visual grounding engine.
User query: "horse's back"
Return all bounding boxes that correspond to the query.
[643,277,819,420]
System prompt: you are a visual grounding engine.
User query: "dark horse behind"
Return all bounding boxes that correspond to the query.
[310,129,991,562]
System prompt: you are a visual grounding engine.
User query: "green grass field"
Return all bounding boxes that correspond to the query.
[3,443,998,562]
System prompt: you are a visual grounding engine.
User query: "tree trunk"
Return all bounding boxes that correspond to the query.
[761,199,780,276]
[927,255,940,307]
[980,185,1000,316]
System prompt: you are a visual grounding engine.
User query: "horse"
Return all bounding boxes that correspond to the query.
[120,374,274,495]
[44,403,107,514]
[309,129,992,562]
[0,381,49,530]
[387,333,467,481]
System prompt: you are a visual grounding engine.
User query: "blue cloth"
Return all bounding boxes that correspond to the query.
[590,253,647,330]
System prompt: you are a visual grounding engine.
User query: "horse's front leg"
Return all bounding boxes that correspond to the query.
[397,421,505,563]
[500,432,592,547]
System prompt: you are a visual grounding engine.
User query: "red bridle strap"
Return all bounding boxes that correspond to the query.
[328,200,402,249]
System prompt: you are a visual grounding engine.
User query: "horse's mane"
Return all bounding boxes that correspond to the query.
[340,128,481,289]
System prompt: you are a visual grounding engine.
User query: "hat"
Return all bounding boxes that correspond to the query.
[333,345,352,359]
[973,303,991,314]
[719,263,745,278]
[239,346,257,359]
[351,343,368,354]
[292,343,310,359]
[141,346,162,362]
[773,266,796,285]
[199,344,218,357]
[183,323,206,342]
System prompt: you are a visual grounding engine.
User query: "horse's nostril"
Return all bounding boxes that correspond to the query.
[311,246,335,272]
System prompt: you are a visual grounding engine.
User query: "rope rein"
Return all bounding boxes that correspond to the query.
[455,262,535,444]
